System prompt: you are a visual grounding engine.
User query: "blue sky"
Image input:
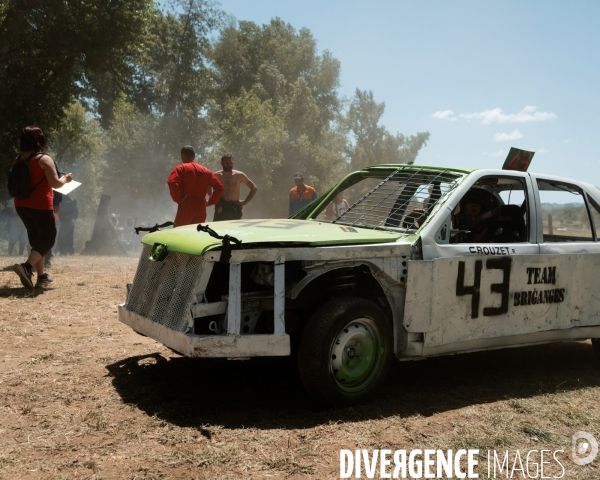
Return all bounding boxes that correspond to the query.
[211,1,599,182]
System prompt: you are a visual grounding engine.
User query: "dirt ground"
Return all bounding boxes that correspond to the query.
[1,255,600,479]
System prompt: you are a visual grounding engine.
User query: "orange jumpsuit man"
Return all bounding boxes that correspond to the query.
[167,146,224,227]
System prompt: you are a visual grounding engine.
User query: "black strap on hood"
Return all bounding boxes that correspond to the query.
[197,223,242,264]
[135,221,174,235]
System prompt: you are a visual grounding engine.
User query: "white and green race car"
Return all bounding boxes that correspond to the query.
[119,164,600,405]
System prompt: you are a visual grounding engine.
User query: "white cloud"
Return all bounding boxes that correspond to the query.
[483,150,505,157]
[459,106,556,124]
[432,110,457,121]
[433,106,556,124]
[493,130,524,141]
[538,148,549,153]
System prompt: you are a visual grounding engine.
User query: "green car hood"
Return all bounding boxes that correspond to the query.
[141,219,406,256]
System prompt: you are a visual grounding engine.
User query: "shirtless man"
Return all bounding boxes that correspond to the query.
[213,153,258,221]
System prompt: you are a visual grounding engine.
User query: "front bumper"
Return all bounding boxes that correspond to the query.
[118,305,290,357]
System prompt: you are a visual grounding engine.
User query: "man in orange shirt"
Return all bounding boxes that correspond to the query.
[289,173,317,216]
[167,146,224,227]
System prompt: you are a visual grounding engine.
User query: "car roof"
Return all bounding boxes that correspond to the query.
[529,171,598,191]
[361,164,476,176]
[363,164,597,192]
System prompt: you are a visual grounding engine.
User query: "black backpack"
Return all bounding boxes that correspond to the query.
[7,152,46,199]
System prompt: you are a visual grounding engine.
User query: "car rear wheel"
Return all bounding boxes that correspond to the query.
[297,297,393,406]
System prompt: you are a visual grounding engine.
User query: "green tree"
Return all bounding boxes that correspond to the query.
[45,102,107,250]
[209,19,347,217]
[206,91,288,216]
[211,18,342,136]
[121,1,223,156]
[1,4,432,223]
[0,0,154,203]
[344,89,430,170]
[100,99,177,221]
[94,1,224,221]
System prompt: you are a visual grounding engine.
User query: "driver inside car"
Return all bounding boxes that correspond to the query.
[452,189,501,243]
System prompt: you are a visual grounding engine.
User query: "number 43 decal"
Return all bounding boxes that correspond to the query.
[456,257,512,318]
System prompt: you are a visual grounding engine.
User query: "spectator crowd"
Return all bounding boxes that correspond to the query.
[5,129,331,290]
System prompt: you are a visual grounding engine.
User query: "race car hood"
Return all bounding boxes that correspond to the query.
[141,219,409,256]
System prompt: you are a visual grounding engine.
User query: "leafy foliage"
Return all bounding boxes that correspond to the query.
[1,4,430,222]
[0,0,154,195]
[207,19,348,216]
[345,89,430,170]
[101,100,177,219]
[47,102,105,217]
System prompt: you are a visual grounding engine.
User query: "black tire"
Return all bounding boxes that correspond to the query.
[297,296,393,406]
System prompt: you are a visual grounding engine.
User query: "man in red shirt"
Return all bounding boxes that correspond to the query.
[167,146,224,227]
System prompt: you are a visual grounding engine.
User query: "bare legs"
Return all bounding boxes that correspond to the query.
[26,250,45,276]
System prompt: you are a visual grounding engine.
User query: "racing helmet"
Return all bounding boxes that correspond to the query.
[459,188,499,214]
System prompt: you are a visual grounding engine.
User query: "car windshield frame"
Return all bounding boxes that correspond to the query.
[308,167,464,233]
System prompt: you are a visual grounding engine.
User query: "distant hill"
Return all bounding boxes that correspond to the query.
[540,202,583,212]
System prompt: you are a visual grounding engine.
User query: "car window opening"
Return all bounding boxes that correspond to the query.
[451,176,529,244]
[537,179,595,242]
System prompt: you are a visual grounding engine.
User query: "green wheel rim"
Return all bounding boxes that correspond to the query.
[329,317,386,393]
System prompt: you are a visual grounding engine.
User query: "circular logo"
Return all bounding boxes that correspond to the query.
[572,431,598,466]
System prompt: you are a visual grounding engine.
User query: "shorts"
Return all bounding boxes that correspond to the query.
[15,207,56,256]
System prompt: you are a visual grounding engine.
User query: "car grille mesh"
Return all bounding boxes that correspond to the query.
[125,245,202,332]
[333,168,461,231]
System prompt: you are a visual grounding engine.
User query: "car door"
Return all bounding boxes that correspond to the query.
[405,170,543,356]
[530,175,600,330]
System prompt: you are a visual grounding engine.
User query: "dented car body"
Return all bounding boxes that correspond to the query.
[119,165,600,405]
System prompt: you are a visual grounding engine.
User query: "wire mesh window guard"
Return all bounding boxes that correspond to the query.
[332,168,462,231]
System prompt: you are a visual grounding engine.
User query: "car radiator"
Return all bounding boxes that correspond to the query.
[125,245,203,332]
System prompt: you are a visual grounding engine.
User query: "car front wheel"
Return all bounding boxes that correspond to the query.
[297,297,393,406]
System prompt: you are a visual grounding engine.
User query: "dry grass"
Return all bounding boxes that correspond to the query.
[1,255,600,479]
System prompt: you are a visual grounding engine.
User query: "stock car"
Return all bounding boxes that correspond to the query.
[118,164,600,405]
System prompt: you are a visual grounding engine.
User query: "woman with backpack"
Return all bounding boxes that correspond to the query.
[10,125,72,289]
